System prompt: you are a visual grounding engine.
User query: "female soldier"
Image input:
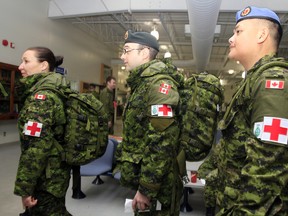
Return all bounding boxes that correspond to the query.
[14,47,72,216]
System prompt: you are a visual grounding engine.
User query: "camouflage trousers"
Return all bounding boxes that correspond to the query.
[203,169,218,208]
[134,198,181,216]
[134,180,183,216]
[28,191,72,216]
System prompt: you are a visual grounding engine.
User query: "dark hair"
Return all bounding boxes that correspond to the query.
[26,47,64,71]
[106,76,116,84]
[138,44,158,60]
[89,83,96,88]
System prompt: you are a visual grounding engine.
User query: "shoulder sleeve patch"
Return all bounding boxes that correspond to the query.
[148,80,179,106]
[23,121,43,137]
[159,82,171,95]
[151,104,173,117]
[265,80,284,89]
[254,116,288,145]
[34,93,47,100]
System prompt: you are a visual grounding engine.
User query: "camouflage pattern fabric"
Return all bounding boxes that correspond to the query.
[27,190,72,216]
[91,90,100,99]
[14,72,71,215]
[179,72,223,161]
[216,55,288,215]
[198,143,221,209]
[99,86,115,134]
[31,74,109,166]
[62,92,109,165]
[116,59,184,215]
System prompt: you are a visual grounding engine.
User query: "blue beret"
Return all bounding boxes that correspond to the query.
[236,6,281,26]
[124,30,159,52]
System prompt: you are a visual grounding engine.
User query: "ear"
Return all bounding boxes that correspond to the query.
[257,27,269,43]
[40,61,49,72]
[141,47,150,60]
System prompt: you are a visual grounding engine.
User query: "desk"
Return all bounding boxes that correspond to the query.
[180,161,205,213]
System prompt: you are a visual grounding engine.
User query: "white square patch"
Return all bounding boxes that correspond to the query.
[23,121,43,137]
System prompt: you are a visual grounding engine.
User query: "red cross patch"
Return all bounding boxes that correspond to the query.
[265,80,284,89]
[159,83,171,95]
[35,94,46,100]
[261,117,288,145]
[151,104,173,117]
[23,121,43,137]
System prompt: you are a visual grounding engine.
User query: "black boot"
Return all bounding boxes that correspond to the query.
[72,166,86,199]
[206,207,216,216]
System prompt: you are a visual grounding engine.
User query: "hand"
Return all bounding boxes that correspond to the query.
[132,191,150,212]
[22,196,38,209]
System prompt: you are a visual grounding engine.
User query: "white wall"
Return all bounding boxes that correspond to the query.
[0,0,115,144]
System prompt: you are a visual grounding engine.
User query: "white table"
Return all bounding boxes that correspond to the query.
[180,161,205,212]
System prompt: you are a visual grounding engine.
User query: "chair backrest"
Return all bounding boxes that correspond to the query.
[108,138,119,164]
[99,140,115,162]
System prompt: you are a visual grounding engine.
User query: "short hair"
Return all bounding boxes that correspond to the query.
[268,20,283,48]
[138,44,158,60]
[26,47,63,71]
[89,83,96,88]
[106,76,116,84]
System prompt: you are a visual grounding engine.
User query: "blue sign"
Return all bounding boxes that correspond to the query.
[55,67,67,75]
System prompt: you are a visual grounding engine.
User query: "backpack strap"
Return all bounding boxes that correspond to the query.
[219,60,288,130]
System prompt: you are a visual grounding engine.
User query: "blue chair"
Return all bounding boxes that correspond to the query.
[80,139,116,184]
[72,139,120,199]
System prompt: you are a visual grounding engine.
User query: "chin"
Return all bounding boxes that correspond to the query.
[228,53,237,61]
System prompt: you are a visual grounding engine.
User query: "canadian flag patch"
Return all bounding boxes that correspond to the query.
[265,80,284,89]
[151,104,173,117]
[35,94,46,100]
[254,117,288,145]
[159,83,171,95]
[23,121,43,137]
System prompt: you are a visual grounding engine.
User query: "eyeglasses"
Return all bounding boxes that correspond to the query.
[122,48,144,55]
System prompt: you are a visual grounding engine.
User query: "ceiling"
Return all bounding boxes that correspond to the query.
[48,0,288,87]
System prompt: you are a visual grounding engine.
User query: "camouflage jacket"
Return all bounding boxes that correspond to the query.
[99,87,114,121]
[14,72,71,198]
[118,59,184,206]
[217,55,288,215]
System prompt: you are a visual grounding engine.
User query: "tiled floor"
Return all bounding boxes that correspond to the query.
[0,118,206,216]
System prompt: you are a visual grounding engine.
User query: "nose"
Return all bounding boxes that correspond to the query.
[18,62,24,70]
[228,35,234,44]
[120,53,125,60]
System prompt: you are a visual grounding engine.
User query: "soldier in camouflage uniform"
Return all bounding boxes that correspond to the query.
[14,47,72,216]
[198,140,221,216]
[216,6,288,215]
[99,76,116,134]
[88,83,100,99]
[117,30,184,215]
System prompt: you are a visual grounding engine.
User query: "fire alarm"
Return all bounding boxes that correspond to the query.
[2,39,8,46]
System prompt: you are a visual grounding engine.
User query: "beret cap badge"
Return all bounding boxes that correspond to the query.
[123,30,159,51]
[124,31,128,40]
[241,6,251,17]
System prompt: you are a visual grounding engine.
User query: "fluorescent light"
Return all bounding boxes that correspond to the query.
[164,51,171,58]
[151,27,159,40]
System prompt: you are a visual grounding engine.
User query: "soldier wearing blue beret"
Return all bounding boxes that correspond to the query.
[115,30,184,215]
[215,6,288,215]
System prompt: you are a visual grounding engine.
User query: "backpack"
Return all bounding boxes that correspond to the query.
[178,72,223,162]
[33,76,109,166]
[161,58,223,162]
